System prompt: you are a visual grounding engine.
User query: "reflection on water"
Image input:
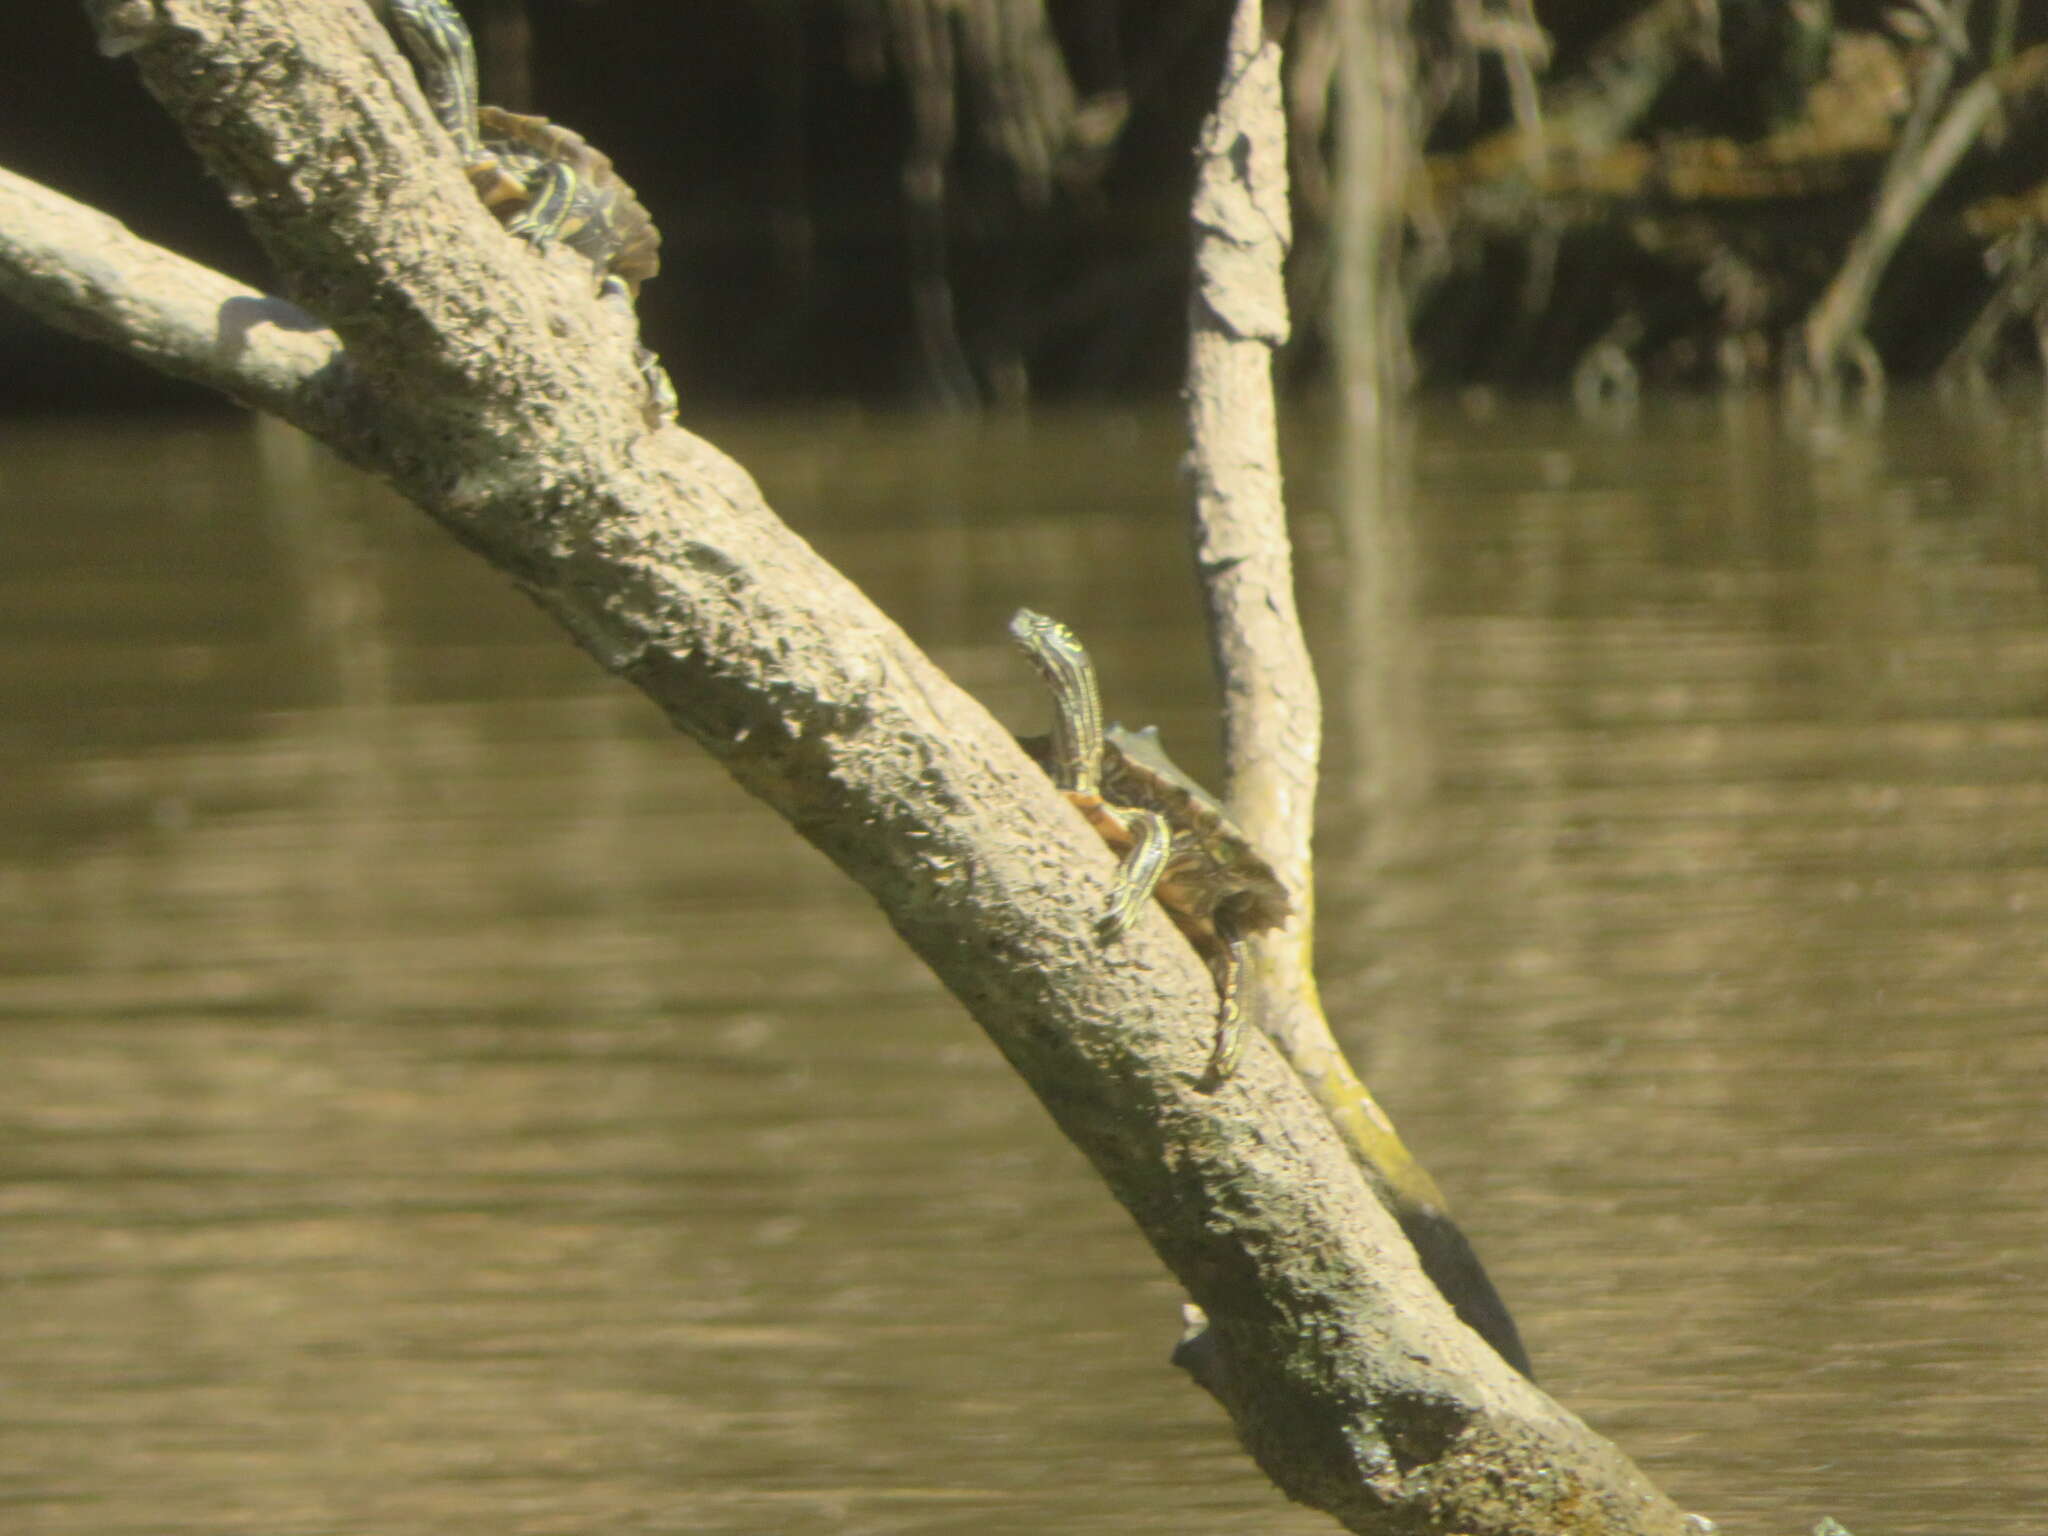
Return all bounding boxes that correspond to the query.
[3,397,2046,1534]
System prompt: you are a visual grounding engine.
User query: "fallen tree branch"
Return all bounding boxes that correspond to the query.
[0,3,1697,1530]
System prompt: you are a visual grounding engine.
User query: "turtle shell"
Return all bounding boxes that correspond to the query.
[1098,723,1293,940]
[471,106,662,294]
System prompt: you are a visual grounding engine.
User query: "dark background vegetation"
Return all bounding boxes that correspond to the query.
[5,0,2048,413]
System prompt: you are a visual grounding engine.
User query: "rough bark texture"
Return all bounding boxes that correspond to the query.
[1,3,1698,1530]
[1188,4,1316,897]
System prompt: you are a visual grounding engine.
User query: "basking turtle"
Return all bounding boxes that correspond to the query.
[383,0,673,413]
[384,0,660,292]
[1009,609,1292,1081]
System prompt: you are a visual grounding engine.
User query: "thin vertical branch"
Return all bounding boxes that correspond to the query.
[1184,0,1533,1380]
[1185,0,1316,994]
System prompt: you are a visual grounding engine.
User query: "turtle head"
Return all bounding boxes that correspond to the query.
[1008,607,1079,657]
[1008,608,1092,696]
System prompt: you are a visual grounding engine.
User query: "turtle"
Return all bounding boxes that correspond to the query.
[382,0,674,414]
[1008,609,1293,1082]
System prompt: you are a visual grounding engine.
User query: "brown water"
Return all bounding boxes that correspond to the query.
[2,396,2044,1535]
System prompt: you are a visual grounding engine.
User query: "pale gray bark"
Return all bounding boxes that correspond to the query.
[0,4,1698,1529]
[1187,3,1313,892]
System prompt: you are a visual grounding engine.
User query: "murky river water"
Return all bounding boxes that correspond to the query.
[2,396,2045,1534]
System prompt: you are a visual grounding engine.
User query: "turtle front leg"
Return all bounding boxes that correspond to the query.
[502,158,581,249]
[1096,807,1172,942]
